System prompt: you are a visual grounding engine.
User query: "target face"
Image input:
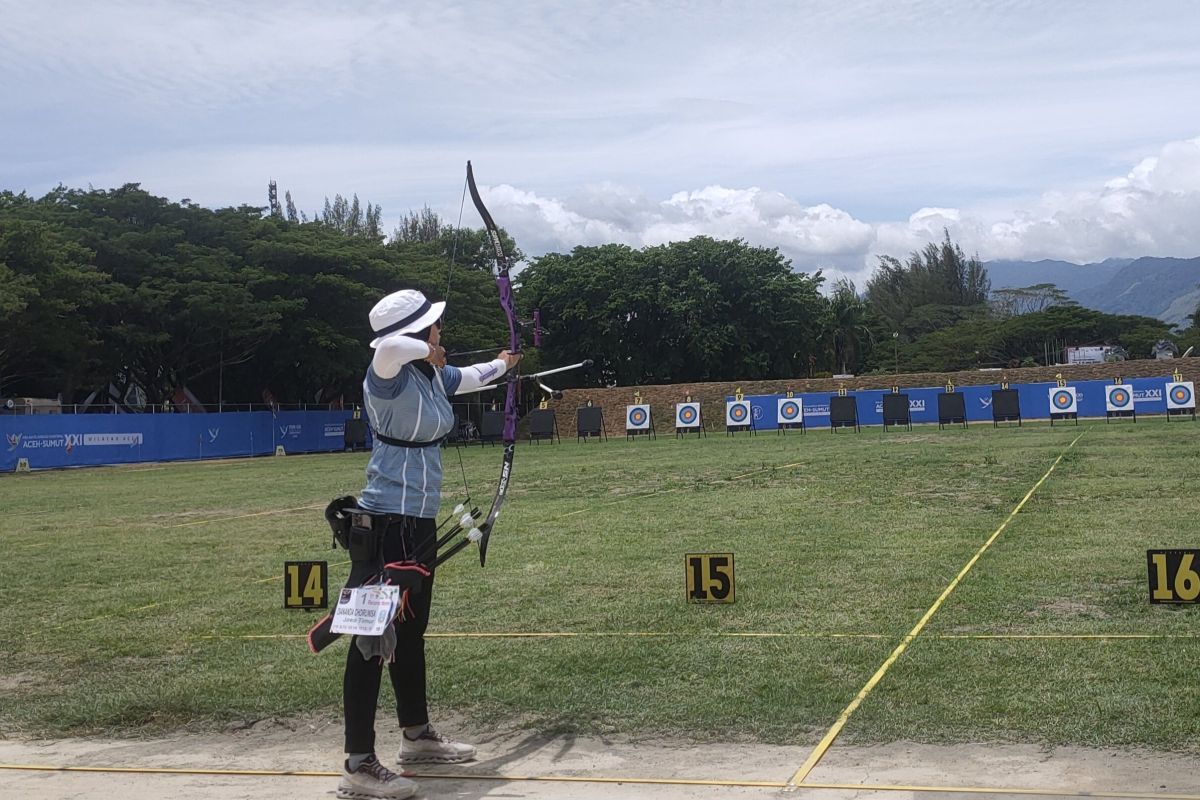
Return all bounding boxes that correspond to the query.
[726,401,750,426]
[626,405,650,430]
[778,399,802,422]
[676,402,700,427]
[1049,387,1077,413]
[1105,386,1133,411]
[1167,382,1196,409]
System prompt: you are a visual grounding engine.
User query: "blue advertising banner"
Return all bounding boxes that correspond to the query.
[1,410,354,472]
[733,376,1174,431]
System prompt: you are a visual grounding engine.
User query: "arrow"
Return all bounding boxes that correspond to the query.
[453,360,593,395]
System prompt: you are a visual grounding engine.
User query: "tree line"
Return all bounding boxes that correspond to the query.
[2,184,1196,407]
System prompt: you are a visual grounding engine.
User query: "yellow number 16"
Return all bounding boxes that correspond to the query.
[1151,552,1200,602]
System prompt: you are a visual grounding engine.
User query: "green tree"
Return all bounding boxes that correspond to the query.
[822,279,876,374]
[519,237,824,385]
[393,207,444,244]
[320,193,383,240]
[992,283,1076,316]
[0,184,518,406]
[0,204,109,399]
[866,231,991,338]
[891,305,1174,372]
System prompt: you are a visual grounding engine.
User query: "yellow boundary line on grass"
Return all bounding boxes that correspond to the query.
[2,763,1198,799]
[787,431,1086,787]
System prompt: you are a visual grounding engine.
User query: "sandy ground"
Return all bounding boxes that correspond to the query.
[1,717,1198,800]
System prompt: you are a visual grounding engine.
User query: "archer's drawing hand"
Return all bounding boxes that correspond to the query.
[426,344,447,368]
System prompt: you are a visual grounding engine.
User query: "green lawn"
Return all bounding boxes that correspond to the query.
[0,419,1196,751]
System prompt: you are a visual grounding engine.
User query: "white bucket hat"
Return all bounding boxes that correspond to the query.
[368,289,446,348]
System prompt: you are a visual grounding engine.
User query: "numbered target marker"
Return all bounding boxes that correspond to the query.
[1048,386,1078,414]
[1166,381,1195,410]
[1105,385,1134,412]
[777,398,803,423]
[626,404,651,430]
[284,561,329,609]
[1147,549,1200,604]
[685,553,735,603]
[725,399,751,426]
[676,401,701,428]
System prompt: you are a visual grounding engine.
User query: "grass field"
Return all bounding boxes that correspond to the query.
[1,419,1198,756]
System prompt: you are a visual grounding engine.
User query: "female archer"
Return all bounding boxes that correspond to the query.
[336,288,519,800]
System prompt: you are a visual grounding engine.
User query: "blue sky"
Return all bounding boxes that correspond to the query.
[4,0,1200,283]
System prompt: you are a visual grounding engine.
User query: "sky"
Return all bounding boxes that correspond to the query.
[4,0,1200,286]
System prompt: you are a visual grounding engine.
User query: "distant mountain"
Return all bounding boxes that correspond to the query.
[1075,257,1200,327]
[985,258,1130,296]
[985,257,1199,328]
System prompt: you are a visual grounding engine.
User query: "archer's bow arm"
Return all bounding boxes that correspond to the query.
[452,358,510,394]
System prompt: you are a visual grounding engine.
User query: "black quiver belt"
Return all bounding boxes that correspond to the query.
[324,496,388,563]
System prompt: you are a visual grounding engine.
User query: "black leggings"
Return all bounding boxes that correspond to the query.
[343,515,436,754]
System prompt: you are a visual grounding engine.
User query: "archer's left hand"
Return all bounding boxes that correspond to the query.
[498,350,522,371]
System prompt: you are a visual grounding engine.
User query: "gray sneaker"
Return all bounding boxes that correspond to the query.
[337,755,419,800]
[397,726,477,764]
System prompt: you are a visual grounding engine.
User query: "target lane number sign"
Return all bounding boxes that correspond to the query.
[686,553,735,603]
[626,404,651,430]
[1148,549,1200,604]
[777,397,803,423]
[284,561,328,609]
[1105,385,1134,412]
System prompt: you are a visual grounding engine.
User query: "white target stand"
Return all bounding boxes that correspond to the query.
[1166,371,1196,421]
[675,397,705,438]
[1048,379,1078,426]
[776,392,805,434]
[1104,381,1136,423]
[725,389,755,436]
[626,392,655,441]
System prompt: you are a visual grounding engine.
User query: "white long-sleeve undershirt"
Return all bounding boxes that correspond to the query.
[454,358,508,393]
[372,334,507,393]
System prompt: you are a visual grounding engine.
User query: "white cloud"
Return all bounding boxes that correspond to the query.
[467,136,1200,287]
[5,1,1200,289]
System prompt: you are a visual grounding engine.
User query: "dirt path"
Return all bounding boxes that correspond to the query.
[1,719,1197,800]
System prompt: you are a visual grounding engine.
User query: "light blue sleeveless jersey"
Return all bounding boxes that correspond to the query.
[359,363,464,518]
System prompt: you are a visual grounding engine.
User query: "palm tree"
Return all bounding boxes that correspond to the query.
[823,279,875,375]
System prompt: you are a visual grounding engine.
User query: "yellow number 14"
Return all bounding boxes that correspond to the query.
[286,565,325,606]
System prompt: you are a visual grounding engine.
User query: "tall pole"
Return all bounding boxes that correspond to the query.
[218,332,224,413]
[892,332,899,375]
